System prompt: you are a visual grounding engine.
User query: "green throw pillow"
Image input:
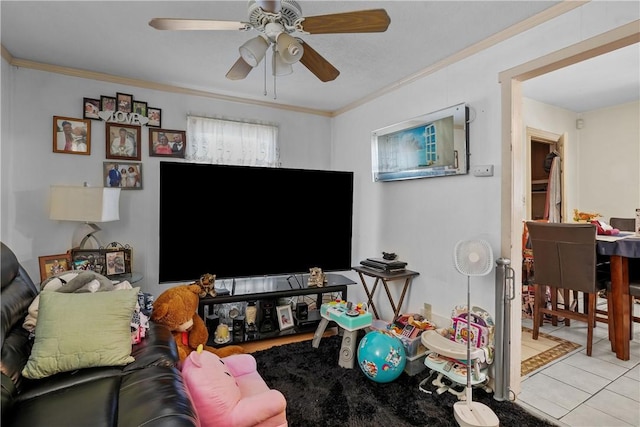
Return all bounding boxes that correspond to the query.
[22,287,139,379]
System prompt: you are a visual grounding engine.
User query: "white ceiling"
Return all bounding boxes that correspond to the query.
[1,1,638,114]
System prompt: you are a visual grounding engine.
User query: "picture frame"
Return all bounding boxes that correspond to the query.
[106,123,141,160]
[116,92,133,113]
[132,100,147,117]
[103,161,142,189]
[53,116,91,155]
[38,253,72,282]
[83,97,101,120]
[276,305,294,330]
[149,128,185,158]
[101,95,116,113]
[147,107,161,128]
[102,242,133,279]
[70,249,105,275]
[371,103,469,182]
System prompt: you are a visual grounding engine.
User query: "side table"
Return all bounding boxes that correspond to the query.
[351,266,419,320]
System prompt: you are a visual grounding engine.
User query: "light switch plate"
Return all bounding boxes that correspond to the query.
[472,165,494,177]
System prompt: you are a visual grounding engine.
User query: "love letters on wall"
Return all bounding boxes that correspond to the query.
[83,93,162,128]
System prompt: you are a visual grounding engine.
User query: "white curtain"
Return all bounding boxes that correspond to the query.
[186,115,279,167]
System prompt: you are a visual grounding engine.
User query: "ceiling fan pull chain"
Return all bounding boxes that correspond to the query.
[274,71,278,100]
[263,51,267,97]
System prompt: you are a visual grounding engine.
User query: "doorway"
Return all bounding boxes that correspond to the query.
[499,21,639,395]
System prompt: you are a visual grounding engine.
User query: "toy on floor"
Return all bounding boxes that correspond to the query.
[420,305,494,400]
[357,330,406,383]
[150,284,244,362]
[182,344,287,427]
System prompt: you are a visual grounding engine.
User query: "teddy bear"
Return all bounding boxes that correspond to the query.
[150,284,244,362]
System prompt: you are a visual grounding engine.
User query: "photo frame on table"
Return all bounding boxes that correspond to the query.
[149,128,185,158]
[38,253,72,282]
[53,116,91,155]
[106,123,141,160]
[83,97,101,120]
[101,95,116,113]
[116,92,133,113]
[104,249,131,278]
[276,305,294,330]
[133,100,147,117]
[103,161,142,189]
[147,107,161,128]
[102,242,133,280]
[70,249,105,275]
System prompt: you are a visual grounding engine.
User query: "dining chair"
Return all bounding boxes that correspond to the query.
[609,217,635,232]
[608,217,640,282]
[526,222,609,356]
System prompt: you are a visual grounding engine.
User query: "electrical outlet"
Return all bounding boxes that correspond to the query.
[472,165,494,177]
[423,303,432,320]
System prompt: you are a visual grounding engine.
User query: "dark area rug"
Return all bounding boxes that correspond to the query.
[253,334,556,427]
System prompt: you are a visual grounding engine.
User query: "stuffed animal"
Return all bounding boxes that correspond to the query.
[182,344,287,427]
[150,284,244,362]
[196,273,217,298]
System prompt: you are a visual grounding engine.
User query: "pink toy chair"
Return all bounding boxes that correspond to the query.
[182,345,287,427]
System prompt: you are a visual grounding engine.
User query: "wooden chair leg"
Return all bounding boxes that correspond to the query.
[586,293,596,357]
[608,291,615,351]
[563,289,570,326]
[533,284,541,340]
[550,286,558,326]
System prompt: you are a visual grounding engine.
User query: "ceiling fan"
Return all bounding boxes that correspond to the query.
[149,0,390,83]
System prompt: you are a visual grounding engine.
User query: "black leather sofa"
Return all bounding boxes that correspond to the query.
[1,242,199,427]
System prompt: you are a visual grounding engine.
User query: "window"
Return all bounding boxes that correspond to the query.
[186,115,279,167]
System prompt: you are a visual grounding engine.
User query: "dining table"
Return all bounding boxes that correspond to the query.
[596,232,640,361]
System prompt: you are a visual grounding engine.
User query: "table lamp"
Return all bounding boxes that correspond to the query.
[49,184,120,249]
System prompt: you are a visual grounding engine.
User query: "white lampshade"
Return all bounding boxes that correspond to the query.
[276,33,303,64]
[273,49,293,76]
[239,35,269,67]
[50,185,120,249]
[50,185,120,223]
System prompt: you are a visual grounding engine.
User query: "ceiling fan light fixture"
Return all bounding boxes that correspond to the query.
[276,32,303,64]
[239,35,269,67]
[273,50,293,76]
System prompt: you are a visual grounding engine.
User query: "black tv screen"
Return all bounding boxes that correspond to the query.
[158,162,354,282]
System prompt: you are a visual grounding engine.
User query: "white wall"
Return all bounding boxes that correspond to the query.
[578,101,640,220]
[1,65,331,295]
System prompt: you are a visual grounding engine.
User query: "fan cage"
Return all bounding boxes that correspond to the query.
[454,239,494,277]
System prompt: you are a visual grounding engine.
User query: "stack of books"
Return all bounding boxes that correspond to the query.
[360,257,407,273]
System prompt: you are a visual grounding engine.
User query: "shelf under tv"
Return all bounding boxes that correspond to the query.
[198,273,356,346]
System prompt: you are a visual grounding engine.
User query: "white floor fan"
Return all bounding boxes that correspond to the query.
[452,238,499,427]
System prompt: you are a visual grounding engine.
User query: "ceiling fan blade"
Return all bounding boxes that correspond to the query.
[255,0,281,13]
[300,9,390,34]
[149,18,250,31]
[226,57,253,80]
[298,40,340,82]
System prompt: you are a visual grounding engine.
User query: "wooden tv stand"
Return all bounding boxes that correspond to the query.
[197,273,356,346]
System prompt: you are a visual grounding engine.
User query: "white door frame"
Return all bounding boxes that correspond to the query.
[499,20,639,395]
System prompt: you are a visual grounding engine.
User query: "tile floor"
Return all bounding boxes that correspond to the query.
[516,302,640,427]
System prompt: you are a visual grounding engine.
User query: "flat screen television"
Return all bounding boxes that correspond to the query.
[158,162,354,283]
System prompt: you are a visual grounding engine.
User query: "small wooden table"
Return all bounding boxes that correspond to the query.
[352,266,420,320]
